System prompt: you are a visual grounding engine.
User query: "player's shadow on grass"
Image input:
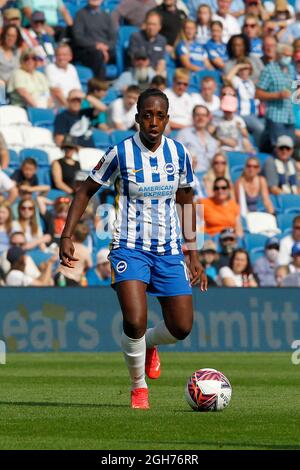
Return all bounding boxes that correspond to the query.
[0,401,128,409]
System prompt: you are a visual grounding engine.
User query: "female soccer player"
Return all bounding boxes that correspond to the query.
[60,88,208,409]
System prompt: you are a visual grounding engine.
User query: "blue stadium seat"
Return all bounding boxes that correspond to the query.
[92,129,111,149]
[28,249,53,266]
[20,148,50,167]
[102,87,121,105]
[226,151,250,169]
[230,164,244,182]
[244,233,268,252]
[116,25,139,75]
[249,246,265,265]
[101,0,120,12]
[110,130,135,145]
[27,108,55,131]
[105,64,118,80]
[47,189,68,201]
[256,152,272,166]
[256,194,282,214]
[75,64,93,92]
[278,194,300,214]
[277,212,298,234]
[37,168,51,185]
[8,149,20,169]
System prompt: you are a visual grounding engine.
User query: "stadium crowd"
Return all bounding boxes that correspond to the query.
[0,0,300,287]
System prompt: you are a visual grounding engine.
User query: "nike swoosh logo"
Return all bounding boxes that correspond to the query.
[131,168,143,174]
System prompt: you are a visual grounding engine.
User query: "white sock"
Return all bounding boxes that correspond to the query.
[146,321,178,349]
[121,333,147,390]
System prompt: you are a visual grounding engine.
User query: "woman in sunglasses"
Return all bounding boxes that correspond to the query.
[7,48,52,108]
[235,156,275,215]
[12,196,52,251]
[203,152,233,198]
[199,176,243,237]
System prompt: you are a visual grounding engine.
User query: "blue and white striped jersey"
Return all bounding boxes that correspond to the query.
[89,132,194,255]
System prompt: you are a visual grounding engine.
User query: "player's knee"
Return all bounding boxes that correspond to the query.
[171,323,193,341]
[123,318,147,339]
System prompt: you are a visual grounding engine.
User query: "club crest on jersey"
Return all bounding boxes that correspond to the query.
[164,162,175,176]
[116,261,127,273]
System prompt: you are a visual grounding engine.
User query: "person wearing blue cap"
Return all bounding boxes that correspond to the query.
[253,237,280,286]
[282,241,300,286]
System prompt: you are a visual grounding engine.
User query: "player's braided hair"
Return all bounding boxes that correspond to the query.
[137,88,169,114]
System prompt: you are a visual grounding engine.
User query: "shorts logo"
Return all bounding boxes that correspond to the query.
[116,261,127,273]
[164,163,175,176]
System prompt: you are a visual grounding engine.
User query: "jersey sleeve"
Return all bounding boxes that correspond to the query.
[89,146,120,187]
[178,146,194,188]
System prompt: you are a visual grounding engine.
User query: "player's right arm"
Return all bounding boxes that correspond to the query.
[59,177,101,267]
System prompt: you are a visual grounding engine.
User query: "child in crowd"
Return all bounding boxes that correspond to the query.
[11,157,50,197]
[81,78,113,132]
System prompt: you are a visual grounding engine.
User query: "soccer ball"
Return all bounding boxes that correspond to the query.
[185,368,232,412]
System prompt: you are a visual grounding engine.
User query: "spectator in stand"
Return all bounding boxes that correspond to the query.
[199,239,219,285]
[195,4,212,45]
[235,156,275,215]
[275,264,289,286]
[128,11,167,76]
[203,152,233,198]
[0,231,41,280]
[191,76,221,117]
[150,74,167,91]
[177,105,219,173]
[0,201,12,254]
[72,0,117,80]
[20,0,73,39]
[253,237,280,287]
[282,241,300,286]
[224,59,264,147]
[112,0,156,29]
[244,0,269,23]
[11,157,50,197]
[242,14,263,58]
[176,19,212,72]
[108,85,139,131]
[81,79,110,132]
[0,132,9,169]
[7,48,52,108]
[213,0,241,43]
[223,34,264,83]
[204,20,228,70]
[86,247,111,286]
[46,43,81,109]
[164,68,193,130]
[269,0,295,29]
[12,197,52,251]
[256,43,295,150]
[114,51,156,93]
[263,135,300,195]
[0,24,23,85]
[5,245,55,286]
[187,1,217,20]
[216,227,239,269]
[278,215,300,265]
[51,196,71,242]
[51,135,80,195]
[218,248,257,287]
[0,168,18,203]
[153,0,187,54]
[211,92,255,153]
[199,176,243,237]
[229,0,244,20]
[22,11,55,65]
[57,222,92,286]
[54,89,96,148]
[261,35,278,65]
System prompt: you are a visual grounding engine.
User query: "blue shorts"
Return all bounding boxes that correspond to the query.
[109,247,192,297]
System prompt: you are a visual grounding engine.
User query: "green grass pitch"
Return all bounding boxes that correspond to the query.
[0,352,299,450]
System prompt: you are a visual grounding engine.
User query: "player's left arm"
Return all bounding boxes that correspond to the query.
[176,187,208,291]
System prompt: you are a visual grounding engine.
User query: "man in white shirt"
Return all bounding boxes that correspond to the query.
[191,76,221,117]
[0,169,18,203]
[278,215,300,265]
[164,68,194,130]
[109,85,140,130]
[213,0,241,43]
[46,43,82,108]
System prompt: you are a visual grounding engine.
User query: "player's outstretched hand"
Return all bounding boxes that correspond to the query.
[59,237,79,268]
[189,256,208,291]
